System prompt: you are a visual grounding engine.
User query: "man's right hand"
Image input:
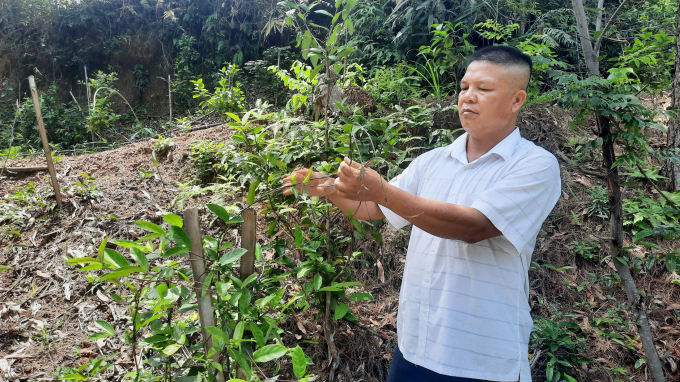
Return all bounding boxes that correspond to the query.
[282,168,336,197]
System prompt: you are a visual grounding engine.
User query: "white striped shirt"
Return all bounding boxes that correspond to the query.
[379,128,561,382]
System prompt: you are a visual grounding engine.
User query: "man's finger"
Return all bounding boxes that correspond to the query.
[339,161,358,178]
[344,157,362,169]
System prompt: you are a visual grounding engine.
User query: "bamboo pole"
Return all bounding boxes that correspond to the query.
[236,208,257,380]
[184,208,225,382]
[28,76,62,210]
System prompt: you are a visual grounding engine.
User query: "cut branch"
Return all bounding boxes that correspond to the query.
[1,166,48,174]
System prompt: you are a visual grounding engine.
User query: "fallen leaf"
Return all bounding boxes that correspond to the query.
[296,321,307,335]
[36,271,50,278]
[377,260,385,283]
[96,290,110,303]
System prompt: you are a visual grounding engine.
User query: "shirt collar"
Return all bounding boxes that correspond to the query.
[446,128,521,165]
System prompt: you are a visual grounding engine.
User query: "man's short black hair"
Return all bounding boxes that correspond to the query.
[466,45,532,89]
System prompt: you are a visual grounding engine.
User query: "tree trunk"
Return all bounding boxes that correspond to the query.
[598,116,666,382]
[571,0,599,76]
[571,0,666,379]
[666,1,680,191]
[595,0,605,32]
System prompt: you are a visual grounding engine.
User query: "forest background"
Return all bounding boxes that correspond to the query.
[1,1,680,382]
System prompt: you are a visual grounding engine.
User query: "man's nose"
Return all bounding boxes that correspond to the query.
[460,89,477,103]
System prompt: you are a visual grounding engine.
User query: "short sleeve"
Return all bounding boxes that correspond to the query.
[471,153,561,257]
[378,156,424,231]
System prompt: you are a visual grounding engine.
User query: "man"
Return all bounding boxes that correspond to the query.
[284,45,561,382]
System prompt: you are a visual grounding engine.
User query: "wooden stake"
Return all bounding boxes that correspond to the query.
[184,208,225,382]
[28,76,62,210]
[240,209,257,279]
[236,208,257,380]
[168,75,173,122]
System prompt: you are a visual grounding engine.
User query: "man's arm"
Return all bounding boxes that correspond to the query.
[283,161,500,243]
[282,169,385,221]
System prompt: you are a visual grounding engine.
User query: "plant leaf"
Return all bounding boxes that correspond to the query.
[163,213,183,228]
[220,248,248,265]
[291,345,306,378]
[334,302,350,320]
[253,344,288,363]
[135,221,165,236]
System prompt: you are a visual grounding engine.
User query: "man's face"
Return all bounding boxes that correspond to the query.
[458,61,527,137]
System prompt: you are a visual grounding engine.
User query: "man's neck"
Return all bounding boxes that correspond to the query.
[466,126,516,162]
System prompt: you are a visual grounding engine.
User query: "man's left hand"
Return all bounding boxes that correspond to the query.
[334,157,384,203]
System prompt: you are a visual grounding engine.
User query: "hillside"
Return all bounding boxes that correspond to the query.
[1,100,679,382]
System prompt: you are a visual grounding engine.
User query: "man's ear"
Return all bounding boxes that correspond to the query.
[511,90,527,112]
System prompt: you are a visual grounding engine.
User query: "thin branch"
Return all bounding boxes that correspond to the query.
[594,0,629,54]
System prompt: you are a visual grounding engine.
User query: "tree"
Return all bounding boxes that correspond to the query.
[570,1,666,381]
[667,2,680,191]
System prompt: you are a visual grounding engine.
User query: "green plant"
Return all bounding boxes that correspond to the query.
[584,186,610,219]
[66,173,100,200]
[569,238,599,260]
[192,64,246,116]
[531,317,592,382]
[153,135,175,155]
[86,71,121,140]
[365,63,419,105]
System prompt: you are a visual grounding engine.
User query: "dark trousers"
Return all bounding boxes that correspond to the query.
[386,347,492,382]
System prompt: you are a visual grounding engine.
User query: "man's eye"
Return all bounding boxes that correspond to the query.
[460,87,468,91]
[479,88,488,91]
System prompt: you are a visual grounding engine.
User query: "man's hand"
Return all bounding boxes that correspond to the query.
[334,157,385,202]
[282,168,335,197]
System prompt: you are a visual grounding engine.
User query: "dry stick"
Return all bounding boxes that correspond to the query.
[184,208,226,382]
[236,209,257,380]
[2,166,48,174]
[28,76,62,210]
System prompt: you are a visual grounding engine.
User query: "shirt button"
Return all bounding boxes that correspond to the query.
[424,277,430,283]
[422,308,428,314]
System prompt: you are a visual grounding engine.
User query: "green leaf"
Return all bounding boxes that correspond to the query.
[334,302,350,320]
[87,331,113,341]
[229,348,252,376]
[255,242,262,261]
[302,166,314,184]
[314,9,333,17]
[205,326,230,344]
[312,274,322,290]
[0,266,12,275]
[98,236,108,264]
[163,213,183,228]
[250,323,265,347]
[168,226,191,247]
[348,292,373,301]
[96,266,146,282]
[207,204,244,225]
[291,345,306,378]
[285,16,292,26]
[336,46,355,59]
[202,271,214,298]
[247,179,260,205]
[332,281,363,288]
[233,321,245,341]
[60,373,87,380]
[95,320,115,336]
[135,221,165,236]
[163,245,190,258]
[104,248,130,268]
[162,343,182,356]
[295,225,303,248]
[346,0,356,8]
[239,289,251,316]
[346,18,354,35]
[253,344,288,363]
[220,248,248,265]
[318,286,342,291]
